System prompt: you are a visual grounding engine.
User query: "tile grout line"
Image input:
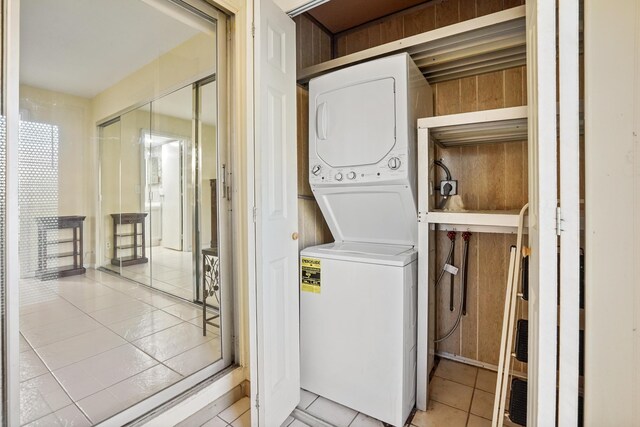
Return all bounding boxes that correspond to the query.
[220,400,250,425]
[464,369,480,427]
[68,362,184,422]
[20,271,219,424]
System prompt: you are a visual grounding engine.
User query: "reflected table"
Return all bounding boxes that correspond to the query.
[202,247,220,336]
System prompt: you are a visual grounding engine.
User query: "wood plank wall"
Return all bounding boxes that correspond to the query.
[297,86,333,252]
[294,14,334,252]
[334,0,525,57]
[295,0,536,371]
[294,14,333,73]
[431,67,528,372]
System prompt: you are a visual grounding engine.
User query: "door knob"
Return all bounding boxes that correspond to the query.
[292,232,299,241]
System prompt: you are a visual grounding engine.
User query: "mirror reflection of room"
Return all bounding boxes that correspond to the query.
[18,1,229,425]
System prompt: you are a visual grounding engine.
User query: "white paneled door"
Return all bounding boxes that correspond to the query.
[252,0,299,425]
[161,141,183,251]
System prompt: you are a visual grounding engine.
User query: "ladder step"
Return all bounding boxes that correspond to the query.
[515,319,528,363]
[521,255,529,301]
[508,378,527,426]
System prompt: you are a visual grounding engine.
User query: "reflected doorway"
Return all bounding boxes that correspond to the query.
[99,76,223,306]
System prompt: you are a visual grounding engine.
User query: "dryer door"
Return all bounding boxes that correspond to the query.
[314,78,396,168]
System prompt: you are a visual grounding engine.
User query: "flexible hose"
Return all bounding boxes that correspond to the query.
[435,231,472,343]
[434,239,455,288]
[435,231,457,287]
[435,290,464,343]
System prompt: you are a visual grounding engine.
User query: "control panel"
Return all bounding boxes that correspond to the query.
[309,149,410,186]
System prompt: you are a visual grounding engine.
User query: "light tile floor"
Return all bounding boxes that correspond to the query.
[19,269,222,426]
[103,246,197,300]
[291,359,519,427]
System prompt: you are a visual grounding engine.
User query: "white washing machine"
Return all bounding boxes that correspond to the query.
[300,53,432,426]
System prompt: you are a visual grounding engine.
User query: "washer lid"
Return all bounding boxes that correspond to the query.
[313,184,418,246]
[301,242,416,267]
[314,77,396,168]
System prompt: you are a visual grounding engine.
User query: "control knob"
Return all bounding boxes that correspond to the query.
[335,173,343,181]
[347,171,356,180]
[388,157,401,170]
[311,164,321,176]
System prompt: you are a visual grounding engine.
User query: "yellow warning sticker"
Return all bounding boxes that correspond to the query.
[301,257,321,293]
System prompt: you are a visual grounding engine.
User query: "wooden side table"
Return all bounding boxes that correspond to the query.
[37,215,86,279]
[111,213,148,267]
[202,247,220,335]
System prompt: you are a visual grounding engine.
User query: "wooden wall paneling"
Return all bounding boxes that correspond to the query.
[332,0,524,58]
[403,5,435,37]
[345,27,369,55]
[295,15,312,71]
[435,0,460,28]
[294,14,333,73]
[477,233,513,365]
[459,0,477,22]
[479,144,506,210]
[477,0,504,16]
[313,203,324,244]
[335,36,347,58]
[435,80,461,115]
[320,29,332,64]
[367,24,382,51]
[460,233,479,360]
[312,23,322,64]
[379,15,404,45]
[303,199,318,249]
[505,67,524,107]
[429,62,528,369]
[477,70,505,110]
[503,0,524,9]
[505,142,528,209]
[459,146,481,210]
[297,86,311,197]
[522,66,528,105]
[459,76,478,113]
[295,86,332,253]
[435,230,461,355]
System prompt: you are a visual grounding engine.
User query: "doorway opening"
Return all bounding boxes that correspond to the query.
[16,1,233,425]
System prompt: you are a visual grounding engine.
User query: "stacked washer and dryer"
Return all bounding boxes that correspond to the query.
[300,53,433,427]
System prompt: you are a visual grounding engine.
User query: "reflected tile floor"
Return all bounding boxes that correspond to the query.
[19,269,222,426]
[293,359,520,427]
[102,246,196,300]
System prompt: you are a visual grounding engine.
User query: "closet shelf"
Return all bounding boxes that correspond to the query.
[297,6,525,84]
[418,106,528,147]
[44,251,76,259]
[423,209,527,234]
[116,244,142,250]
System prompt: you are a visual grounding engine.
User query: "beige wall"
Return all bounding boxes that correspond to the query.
[91,31,216,264]
[584,0,640,424]
[91,32,216,124]
[19,84,96,256]
[98,105,217,265]
[18,29,218,267]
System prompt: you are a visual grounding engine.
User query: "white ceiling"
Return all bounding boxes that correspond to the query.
[20,0,203,98]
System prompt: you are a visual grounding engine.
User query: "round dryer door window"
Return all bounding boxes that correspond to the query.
[314,78,396,168]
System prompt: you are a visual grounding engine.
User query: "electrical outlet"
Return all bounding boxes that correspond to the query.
[106,241,112,250]
[440,180,458,196]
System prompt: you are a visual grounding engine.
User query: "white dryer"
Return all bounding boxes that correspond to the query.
[300,53,432,427]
